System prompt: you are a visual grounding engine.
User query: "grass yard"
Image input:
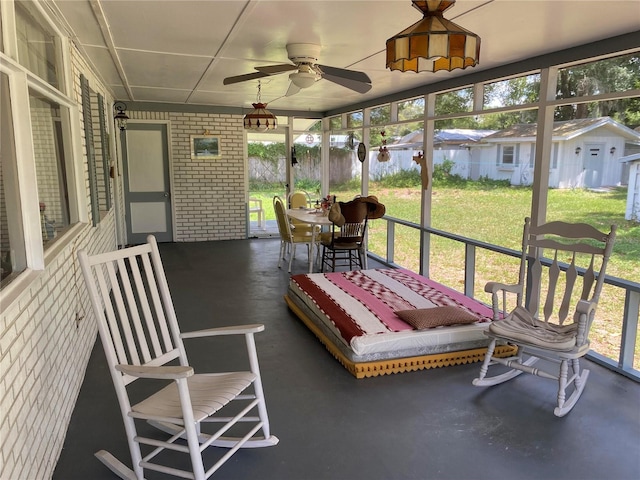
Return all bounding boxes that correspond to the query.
[251,185,639,368]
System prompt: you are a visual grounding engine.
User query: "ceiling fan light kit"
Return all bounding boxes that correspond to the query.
[289,70,318,89]
[386,0,480,73]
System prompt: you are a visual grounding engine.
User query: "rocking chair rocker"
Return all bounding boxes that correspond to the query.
[78,236,278,479]
[473,217,616,417]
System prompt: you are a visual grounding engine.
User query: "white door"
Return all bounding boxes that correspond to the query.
[583,143,604,188]
[123,123,173,243]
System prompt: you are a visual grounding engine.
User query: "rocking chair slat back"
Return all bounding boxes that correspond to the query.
[474,216,616,416]
[525,219,615,324]
[79,241,182,385]
[79,236,279,478]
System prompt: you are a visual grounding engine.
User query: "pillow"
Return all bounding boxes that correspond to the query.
[395,306,478,329]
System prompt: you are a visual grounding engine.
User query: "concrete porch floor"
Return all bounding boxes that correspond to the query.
[54,238,640,480]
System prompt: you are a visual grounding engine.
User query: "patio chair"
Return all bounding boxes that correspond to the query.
[287,190,311,209]
[473,217,616,416]
[273,195,316,272]
[249,197,265,229]
[320,199,368,272]
[320,196,385,272]
[77,236,278,480]
[287,190,314,234]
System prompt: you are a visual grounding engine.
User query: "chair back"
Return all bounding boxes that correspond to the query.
[78,236,186,387]
[288,191,309,209]
[519,217,616,336]
[273,195,293,241]
[332,199,368,245]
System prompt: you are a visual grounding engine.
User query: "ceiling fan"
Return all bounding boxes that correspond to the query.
[223,43,372,96]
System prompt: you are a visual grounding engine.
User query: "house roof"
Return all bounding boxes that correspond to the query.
[390,129,496,150]
[481,117,640,143]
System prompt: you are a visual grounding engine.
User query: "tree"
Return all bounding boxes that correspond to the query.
[555,53,640,127]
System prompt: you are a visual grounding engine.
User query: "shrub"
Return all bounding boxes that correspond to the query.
[375,169,422,188]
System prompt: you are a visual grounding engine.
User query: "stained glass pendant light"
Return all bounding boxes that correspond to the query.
[243,81,277,130]
[386,0,480,73]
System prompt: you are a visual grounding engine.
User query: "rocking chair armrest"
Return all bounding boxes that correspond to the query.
[484,282,523,321]
[180,323,265,339]
[576,299,597,316]
[115,364,194,379]
[484,281,522,295]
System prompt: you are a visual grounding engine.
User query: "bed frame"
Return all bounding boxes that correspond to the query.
[284,295,514,378]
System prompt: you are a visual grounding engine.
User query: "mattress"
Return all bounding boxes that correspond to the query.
[286,268,510,376]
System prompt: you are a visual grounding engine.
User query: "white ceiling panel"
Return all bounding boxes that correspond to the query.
[129,87,192,104]
[83,46,124,86]
[50,0,640,113]
[118,50,211,90]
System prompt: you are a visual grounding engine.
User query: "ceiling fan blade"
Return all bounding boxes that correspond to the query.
[317,64,371,84]
[223,71,270,85]
[322,73,372,94]
[285,81,301,97]
[255,64,298,75]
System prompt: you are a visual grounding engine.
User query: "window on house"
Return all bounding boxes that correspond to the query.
[501,145,515,165]
[29,89,71,246]
[0,72,26,286]
[15,1,61,89]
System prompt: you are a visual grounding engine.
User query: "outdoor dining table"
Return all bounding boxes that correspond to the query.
[286,208,333,273]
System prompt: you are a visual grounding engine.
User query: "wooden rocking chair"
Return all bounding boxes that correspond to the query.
[78,236,278,480]
[473,217,616,417]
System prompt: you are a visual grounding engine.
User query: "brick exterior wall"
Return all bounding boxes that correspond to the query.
[2,15,249,480]
[0,41,117,479]
[128,110,247,241]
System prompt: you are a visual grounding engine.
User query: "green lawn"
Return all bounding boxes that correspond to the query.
[251,185,639,366]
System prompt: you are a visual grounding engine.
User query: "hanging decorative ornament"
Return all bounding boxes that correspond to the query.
[378,130,390,162]
[413,151,429,190]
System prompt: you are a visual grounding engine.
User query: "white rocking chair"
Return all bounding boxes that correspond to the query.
[473,217,616,417]
[78,236,278,480]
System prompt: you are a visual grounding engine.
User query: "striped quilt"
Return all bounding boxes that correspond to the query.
[289,268,494,355]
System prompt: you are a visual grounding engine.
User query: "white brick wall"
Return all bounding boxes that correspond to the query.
[0,40,118,480]
[129,110,247,241]
[0,219,116,480]
[2,30,250,480]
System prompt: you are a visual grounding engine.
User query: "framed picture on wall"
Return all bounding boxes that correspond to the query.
[191,135,221,159]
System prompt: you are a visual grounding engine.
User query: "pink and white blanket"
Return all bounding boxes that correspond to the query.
[289,268,494,357]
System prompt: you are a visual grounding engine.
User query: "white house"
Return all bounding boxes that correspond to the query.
[478,118,640,188]
[376,129,496,179]
[621,153,640,221]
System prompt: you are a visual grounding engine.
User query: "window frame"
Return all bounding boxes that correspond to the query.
[0,1,87,292]
[500,144,516,167]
